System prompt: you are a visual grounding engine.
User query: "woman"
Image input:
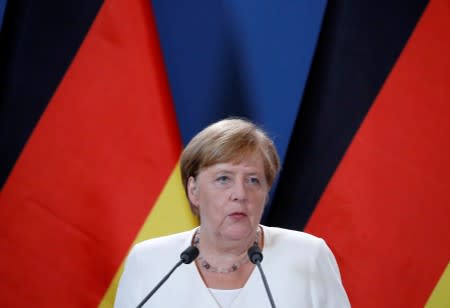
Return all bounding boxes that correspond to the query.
[115,118,350,307]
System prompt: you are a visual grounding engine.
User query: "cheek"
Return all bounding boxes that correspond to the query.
[199,191,229,215]
[250,192,268,210]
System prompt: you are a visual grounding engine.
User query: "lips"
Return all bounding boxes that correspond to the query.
[229,212,247,218]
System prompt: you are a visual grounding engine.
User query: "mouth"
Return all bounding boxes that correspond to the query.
[229,212,247,219]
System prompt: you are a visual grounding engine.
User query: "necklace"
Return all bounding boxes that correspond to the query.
[193,227,260,274]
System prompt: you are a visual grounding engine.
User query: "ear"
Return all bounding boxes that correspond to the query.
[187,176,200,207]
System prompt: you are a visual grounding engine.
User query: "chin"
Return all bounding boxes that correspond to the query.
[223,223,254,241]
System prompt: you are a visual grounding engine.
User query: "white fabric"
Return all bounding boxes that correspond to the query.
[114,226,351,308]
[209,288,241,308]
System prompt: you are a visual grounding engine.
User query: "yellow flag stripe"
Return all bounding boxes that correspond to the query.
[425,262,450,308]
[98,162,199,307]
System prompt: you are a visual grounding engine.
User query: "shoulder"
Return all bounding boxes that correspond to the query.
[263,225,325,249]
[262,225,331,268]
[129,228,197,265]
[260,226,351,306]
[115,229,199,307]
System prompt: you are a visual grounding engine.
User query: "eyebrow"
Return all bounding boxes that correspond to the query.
[213,169,233,175]
[213,169,262,176]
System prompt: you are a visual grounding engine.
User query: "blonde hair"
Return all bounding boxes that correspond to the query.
[180,118,281,214]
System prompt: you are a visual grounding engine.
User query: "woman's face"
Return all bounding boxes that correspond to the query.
[188,152,269,241]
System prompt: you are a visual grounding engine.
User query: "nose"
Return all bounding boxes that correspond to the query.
[230,179,247,202]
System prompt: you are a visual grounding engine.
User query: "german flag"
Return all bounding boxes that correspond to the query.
[268,0,449,307]
[0,0,197,306]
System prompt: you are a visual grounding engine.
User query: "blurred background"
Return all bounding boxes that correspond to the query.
[0,0,448,307]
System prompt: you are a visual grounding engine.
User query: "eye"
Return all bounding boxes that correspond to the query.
[216,175,230,184]
[247,176,261,185]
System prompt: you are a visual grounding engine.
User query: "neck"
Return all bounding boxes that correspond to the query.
[193,226,261,274]
[200,225,259,252]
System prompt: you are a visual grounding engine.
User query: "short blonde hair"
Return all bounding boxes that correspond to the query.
[180,118,281,213]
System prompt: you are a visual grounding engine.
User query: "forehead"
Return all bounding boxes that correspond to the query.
[201,153,265,174]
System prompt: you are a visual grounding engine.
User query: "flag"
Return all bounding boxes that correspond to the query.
[0,0,196,306]
[152,0,327,162]
[0,0,6,30]
[267,0,450,306]
[152,0,327,218]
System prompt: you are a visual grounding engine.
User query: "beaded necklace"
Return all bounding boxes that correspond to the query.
[193,227,260,274]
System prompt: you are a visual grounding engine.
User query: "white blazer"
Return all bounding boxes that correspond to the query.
[114,226,350,307]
